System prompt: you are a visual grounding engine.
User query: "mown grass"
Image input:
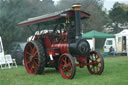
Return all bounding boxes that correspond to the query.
[0,56,128,85]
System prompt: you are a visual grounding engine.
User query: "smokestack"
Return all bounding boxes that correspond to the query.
[72,3,81,39]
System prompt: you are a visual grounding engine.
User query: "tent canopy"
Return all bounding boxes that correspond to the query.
[82,30,115,38]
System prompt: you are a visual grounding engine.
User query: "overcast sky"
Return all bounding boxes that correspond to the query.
[104,0,128,10]
[53,0,128,11]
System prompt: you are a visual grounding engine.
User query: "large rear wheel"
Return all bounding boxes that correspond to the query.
[24,40,46,74]
[59,53,76,79]
[87,50,104,75]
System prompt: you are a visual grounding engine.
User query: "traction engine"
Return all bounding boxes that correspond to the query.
[19,3,104,79]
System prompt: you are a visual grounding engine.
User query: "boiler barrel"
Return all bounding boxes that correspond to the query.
[51,39,90,56]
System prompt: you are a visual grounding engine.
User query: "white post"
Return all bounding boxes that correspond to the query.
[126,36,128,56]
[92,38,95,51]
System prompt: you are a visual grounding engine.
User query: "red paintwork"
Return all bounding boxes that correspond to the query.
[62,32,67,40]
[76,56,87,68]
[19,16,61,26]
[44,35,52,48]
[42,32,69,57]
[51,42,68,53]
[46,42,68,57]
[47,48,60,56]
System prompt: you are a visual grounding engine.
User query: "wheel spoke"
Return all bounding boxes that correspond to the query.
[33,59,38,66]
[64,57,67,64]
[33,61,38,71]
[63,67,67,72]
[30,66,34,72]
[87,62,93,65]
[33,47,36,53]
[31,47,36,56]
[28,44,33,50]
[62,59,66,64]
[68,69,72,74]
[34,51,38,56]
[34,57,39,61]
[96,56,100,61]
[28,62,33,69]
[26,51,31,56]
[27,60,31,65]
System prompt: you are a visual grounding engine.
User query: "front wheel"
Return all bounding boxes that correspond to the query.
[87,50,104,75]
[59,53,76,79]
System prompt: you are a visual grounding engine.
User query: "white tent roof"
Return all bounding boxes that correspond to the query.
[115,29,128,36]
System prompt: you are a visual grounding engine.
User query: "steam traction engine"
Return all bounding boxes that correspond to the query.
[19,4,104,79]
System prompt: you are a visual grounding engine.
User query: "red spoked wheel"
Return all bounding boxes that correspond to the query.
[59,53,76,79]
[24,40,46,74]
[87,50,104,75]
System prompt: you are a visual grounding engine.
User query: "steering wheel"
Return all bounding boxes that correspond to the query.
[52,24,65,42]
[53,24,65,34]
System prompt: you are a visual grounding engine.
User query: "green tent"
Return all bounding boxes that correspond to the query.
[82,30,115,50]
[82,30,115,38]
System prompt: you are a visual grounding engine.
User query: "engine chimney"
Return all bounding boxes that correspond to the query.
[72,3,81,39]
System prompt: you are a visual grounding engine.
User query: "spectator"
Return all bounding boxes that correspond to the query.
[109,46,116,56]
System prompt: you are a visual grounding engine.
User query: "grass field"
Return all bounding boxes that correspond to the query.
[0,56,128,85]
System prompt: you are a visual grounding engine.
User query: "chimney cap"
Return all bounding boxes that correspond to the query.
[72,3,81,10]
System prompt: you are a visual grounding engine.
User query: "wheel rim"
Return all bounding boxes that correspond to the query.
[87,51,104,75]
[59,54,75,79]
[24,42,39,74]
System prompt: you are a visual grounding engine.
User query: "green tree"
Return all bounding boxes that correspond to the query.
[0,0,55,50]
[109,2,128,33]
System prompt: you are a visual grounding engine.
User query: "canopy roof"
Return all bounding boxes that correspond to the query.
[18,9,90,26]
[82,30,115,38]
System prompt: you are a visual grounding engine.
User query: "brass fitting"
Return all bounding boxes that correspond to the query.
[72,3,81,10]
